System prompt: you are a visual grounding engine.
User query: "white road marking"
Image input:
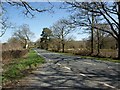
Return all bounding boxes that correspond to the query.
[84,62,96,65]
[56,63,71,70]
[79,73,86,76]
[63,66,71,70]
[98,82,116,89]
[56,63,61,66]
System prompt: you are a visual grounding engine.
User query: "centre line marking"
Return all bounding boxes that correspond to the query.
[84,62,96,65]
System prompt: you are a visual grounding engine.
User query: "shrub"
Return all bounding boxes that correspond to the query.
[2,49,28,64]
[65,48,91,56]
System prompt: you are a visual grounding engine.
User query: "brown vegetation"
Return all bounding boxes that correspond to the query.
[2,49,28,65]
[35,35,118,59]
[2,42,23,51]
[64,49,117,58]
[2,43,28,65]
[46,40,118,59]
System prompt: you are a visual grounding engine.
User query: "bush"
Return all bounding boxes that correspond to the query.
[65,48,91,56]
[64,48,117,58]
[2,49,28,64]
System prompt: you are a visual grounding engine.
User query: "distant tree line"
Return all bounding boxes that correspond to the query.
[61,1,120,59]
[36,1,120,59]
[1,1,120,59]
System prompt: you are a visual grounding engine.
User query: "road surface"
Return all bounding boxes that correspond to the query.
[3,49,120,90]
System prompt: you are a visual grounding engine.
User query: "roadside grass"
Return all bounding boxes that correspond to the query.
[80,56,120,63]
[58,52,120,63]
[58,52,75,56]
[2,50,45,85]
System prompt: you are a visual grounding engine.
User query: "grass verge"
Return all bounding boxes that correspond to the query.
[2,50,45,85]
[58,52,120,63]
[80,56,120,63]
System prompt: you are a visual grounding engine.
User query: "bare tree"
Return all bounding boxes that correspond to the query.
[2,0,54,17]
[0,1,53,37]
[0,1,12,37]
[63,1,120,59]
[51,19,75,52]
[13,24,34,49]
[63,7,97,54]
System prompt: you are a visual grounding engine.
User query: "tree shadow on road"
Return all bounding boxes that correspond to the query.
[2,50,120,90]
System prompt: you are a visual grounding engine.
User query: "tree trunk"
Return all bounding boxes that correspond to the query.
[118,37,120,59]
[61,29,65,53]
[62,43,65,53]
[118,2,120,59]
[97,29,100,55]
[57,42,61,51]
[24,39,28,49]
[46,41,48,50]
[91,29,94,54]
[91,12,94,54]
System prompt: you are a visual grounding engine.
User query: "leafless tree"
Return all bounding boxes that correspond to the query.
[63,1,120,59]
[51,19,75,52]
[13,24,34,49]
[3,0,54,17]
[0,0,53,37]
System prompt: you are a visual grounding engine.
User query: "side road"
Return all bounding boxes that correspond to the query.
[3,49,120,90]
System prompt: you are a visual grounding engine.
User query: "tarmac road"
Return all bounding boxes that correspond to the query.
[3,49,120,90]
